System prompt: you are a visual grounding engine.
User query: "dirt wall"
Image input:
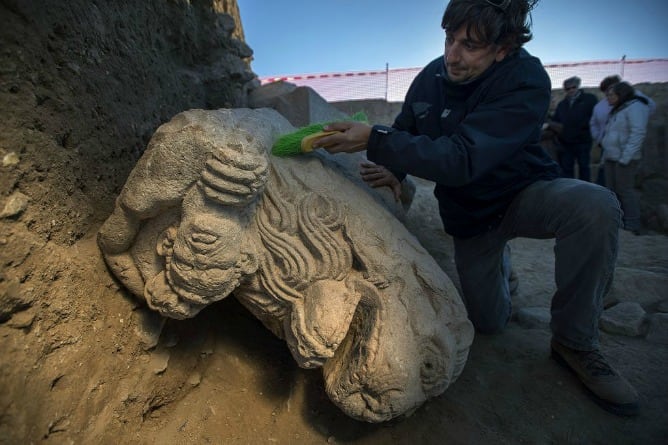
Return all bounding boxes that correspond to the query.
[0,0,254,245]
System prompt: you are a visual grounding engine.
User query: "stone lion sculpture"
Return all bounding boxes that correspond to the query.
[98,108,474,422]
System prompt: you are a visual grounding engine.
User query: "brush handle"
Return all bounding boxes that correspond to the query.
[301,131,339,152]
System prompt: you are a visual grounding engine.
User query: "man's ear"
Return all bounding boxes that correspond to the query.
[495,45,511,62]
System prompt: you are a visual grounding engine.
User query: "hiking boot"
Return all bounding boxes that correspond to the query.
[550,339,639,416]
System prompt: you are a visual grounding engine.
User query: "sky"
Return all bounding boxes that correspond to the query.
[237,0,668,77]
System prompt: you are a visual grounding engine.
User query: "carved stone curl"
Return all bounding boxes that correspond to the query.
[98,108,474,422]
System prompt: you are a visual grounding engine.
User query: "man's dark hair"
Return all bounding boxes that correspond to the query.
[563,76,581,89]
[599,75,621,93]
[441,0,539,52]
[564,76,582,89]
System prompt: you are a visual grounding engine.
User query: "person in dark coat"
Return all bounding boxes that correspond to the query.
[548,76,598,181]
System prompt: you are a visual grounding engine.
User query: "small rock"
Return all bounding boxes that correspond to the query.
[66,62,81,74]
[515,307,551,329]
[2,152,19,166]
[187,372,201,387]
[7,310,35,329]
[0,192,29,218]
[134,308,166,351]
[600,301,646,336]
[646,313,668,345]
[149,349,170,374]
[0,279,33,321]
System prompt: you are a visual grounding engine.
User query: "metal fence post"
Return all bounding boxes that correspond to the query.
[620,54,626,78]
[385,63,389,102]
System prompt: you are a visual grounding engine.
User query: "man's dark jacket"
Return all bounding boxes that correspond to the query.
[366,49,560,238]
[552,90,598,145]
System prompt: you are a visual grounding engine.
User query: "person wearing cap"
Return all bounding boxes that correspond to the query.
[317,0,639,416]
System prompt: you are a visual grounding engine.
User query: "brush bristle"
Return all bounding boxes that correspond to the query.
[270,112,368,157]
[271,123,325,157]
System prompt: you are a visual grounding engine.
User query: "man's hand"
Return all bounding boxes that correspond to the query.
[359,161,401,202]
[316,122,372,153]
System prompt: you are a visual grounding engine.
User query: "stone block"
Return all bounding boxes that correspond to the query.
[600,301,646,337]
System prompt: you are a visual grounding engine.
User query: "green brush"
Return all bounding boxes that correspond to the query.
[271,112,368,157]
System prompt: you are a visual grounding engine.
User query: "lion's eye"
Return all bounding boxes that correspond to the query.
[191,231,217,244]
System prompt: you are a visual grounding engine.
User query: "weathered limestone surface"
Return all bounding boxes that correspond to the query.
[97,107,474,422]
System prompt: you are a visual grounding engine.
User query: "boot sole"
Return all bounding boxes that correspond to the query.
[551,349,639,417]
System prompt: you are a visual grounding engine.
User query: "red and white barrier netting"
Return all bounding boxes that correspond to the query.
[260,58,668,102]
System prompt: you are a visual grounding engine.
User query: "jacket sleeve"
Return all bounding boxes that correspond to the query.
[590,102,606,143]
[367,68,550,186]
[619,103,650,165]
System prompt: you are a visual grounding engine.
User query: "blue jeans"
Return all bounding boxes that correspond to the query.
[559,142,592,182]
[453,178,621,351]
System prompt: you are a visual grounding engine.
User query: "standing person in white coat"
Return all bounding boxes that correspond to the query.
[601,81,651,234]
[591,75,656,187]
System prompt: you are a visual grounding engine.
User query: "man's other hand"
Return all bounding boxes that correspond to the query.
[359,161,401,202]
